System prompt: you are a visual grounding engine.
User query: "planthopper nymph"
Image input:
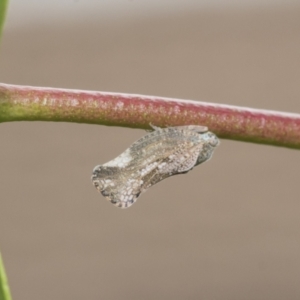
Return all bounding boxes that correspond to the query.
[92,125,219,208]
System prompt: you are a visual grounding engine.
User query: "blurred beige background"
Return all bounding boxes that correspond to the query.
[0,1,300,299]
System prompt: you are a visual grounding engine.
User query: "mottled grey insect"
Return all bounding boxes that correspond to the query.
[92,125,219,208]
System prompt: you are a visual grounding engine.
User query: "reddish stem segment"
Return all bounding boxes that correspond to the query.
[0,83,299,149]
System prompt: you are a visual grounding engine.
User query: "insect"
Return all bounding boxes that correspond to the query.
[92,125,219,208]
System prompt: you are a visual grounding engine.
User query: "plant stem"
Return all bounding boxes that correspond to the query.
[0,82,300,149]
[0,0,8,41]
[0,253,12,300]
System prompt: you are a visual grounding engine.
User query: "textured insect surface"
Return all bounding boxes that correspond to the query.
[92,125,219,208]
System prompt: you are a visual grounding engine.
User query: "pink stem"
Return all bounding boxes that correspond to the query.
[0,83,299,149]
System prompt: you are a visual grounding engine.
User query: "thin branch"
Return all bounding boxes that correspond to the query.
[0,252,12,300]
[0,0,9,41]
[0,83,300,149]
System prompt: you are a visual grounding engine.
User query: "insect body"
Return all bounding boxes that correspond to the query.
[92,125,219,208]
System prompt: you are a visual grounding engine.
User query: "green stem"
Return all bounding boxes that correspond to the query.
[0,0,8,41]
[1,82,300,149]
[0,253,12,300]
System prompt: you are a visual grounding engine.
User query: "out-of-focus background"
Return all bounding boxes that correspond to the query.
[0,1,300,299]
